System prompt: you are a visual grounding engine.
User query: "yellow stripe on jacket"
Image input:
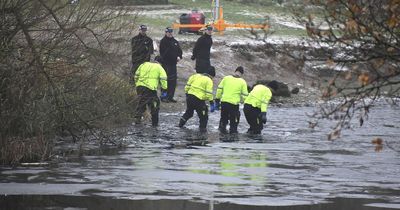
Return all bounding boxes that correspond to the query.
[216,75,248,105]
[185,73,213,101]
[244,84,272,112]
[135,62,167,91]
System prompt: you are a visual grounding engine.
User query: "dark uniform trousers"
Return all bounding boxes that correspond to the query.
[219,102,240,134]
[135,86,160,126]
[181,94,208,129]
[162,63,177,100]
[243,103,263,134]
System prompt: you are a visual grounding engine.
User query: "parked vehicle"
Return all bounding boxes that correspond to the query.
[178,9,205,34]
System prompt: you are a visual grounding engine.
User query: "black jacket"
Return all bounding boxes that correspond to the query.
[131,33,154,63]
[192,34,212,60]
[160,36,183,65]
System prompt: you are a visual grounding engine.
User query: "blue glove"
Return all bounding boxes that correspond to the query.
[259,112,267,124]
[215,99,220,111]
[209,101,215,113]
[160,90,167,99]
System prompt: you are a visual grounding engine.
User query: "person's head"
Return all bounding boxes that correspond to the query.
[205,25,213,35]
[234,66,244,77]
[207,66,216,78]
[139,24,147,35]
[165,27,173,38]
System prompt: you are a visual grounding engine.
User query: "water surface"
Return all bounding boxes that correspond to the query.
[1,104,399,209]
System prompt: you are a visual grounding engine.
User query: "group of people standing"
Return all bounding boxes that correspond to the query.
[131,24,275,135]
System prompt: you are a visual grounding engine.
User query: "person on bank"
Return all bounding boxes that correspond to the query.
[243,82,277,134]
[131,24,154,76]
[178,67,216,132]
[191,25,213,74]
[215,66,248,134]
[159,27,183,103]
[134,56,167,126]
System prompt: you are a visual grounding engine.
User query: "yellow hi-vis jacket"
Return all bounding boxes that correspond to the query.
[215,75,248,105]
[244,84,272,112]
[185,73,213,101]
[135,62,167,91]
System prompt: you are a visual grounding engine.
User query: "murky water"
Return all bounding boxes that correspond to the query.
[1,104,400,210]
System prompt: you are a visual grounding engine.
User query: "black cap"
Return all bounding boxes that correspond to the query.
[208,66,216,77]
[235,66,244,74]
[165,27,173,33]
[139,25,147,31]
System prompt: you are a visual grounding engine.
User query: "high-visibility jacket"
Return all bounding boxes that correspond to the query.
[185,73,213,101]
[135,62,167,91]
[216,75,248,105]
[244,84,272,112]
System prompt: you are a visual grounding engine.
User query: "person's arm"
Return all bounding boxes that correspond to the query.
[215,78,224,100]
[261,89,272,113]
[241,80,249,102]
[205,78,214,102]
[159,64,168,90]
[177,40,183,59]
[207,78,215,112]
[214,79,223,110]
[185,75,194,93]
[192,37,202,59]
[159,38,166,58]
[149,38,154,55]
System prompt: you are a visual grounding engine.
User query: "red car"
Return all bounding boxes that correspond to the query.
[179,9,205,34]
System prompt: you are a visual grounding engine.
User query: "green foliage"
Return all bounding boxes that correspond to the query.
[102,0,168,5]
[152,0,298,37]
[136,16,173,28]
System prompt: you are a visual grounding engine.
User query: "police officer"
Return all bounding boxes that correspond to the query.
[178,67,216,132]
[215,66,248,134]
[131,25,154,76]
[243,82,277,134]
[134,56,167,126]
[191,25,213,74]
[159,27,183,103]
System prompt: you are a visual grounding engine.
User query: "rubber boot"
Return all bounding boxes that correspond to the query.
[219,122,227,134]
[151,113,159,127]
[178,118,186,128]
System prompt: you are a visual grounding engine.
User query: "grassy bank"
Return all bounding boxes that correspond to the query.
[125,0,307,37]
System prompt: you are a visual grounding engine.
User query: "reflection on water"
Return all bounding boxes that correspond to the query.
[188,151,268,185]
[0,104,400,209]
[0,195,398,210]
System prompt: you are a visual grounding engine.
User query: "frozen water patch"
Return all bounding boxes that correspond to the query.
[365,203,400,209]
[271,16,305,29]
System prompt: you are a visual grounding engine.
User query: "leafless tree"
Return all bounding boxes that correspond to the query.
[0,0,137,164]
[286,0,400,140]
